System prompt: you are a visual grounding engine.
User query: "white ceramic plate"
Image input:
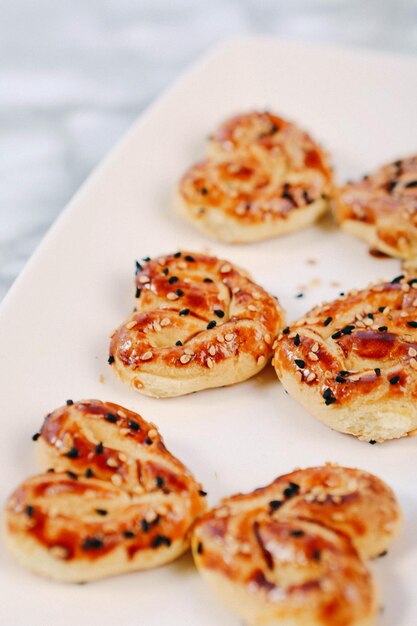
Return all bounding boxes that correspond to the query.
[1,37,417,625]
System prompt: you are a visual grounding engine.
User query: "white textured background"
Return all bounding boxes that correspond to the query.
[1,0,417,301]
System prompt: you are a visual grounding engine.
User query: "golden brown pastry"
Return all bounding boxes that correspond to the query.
[109,251,285,398]
[176,111,333,243]
[4,400,207,582]
[333,155,417,266]
[192,465,402,626]
[273,274,417,442]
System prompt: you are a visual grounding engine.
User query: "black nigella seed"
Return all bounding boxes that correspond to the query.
[295,359,305,368]
[199,490,207,497]
[25,505,34,517]
[108,355,115,364]
[389,375,400,385]
[339,371,349,376]
[200,187,208,195]
[283,482,300,498]
[128,420,140,431]
[151,535,171,549]
[156,476,164,488]
[374,368,381,376]
[174,252,181,258]
[323,317,332,326]
[105,413,117,423]
[379,306,386,313]
[282,326,290,334]
[168,276,178,284]
[214,310,225,318]
[123,530,135,539]
[82,537,104,551]
[66,471,78,480]
[379,550,388,557]
[142,257,151,262]
[290,530,305,537]
[175,340,183,346]
[179,308,189,316]
[312,549,321,561]
[378,326,388,332]
[405,180,417,188]
[95,509,108,516]
[66,399,74,406]
[207,320,217,329]
[294,334,300,346]
[332,331,342,340]
[135,261,143,273]
[369,440,377,445]
[339,292,345,296]
[141,519,150,533]
[203,277,213,283]
[65,447,79,459]
[162,268,169,275]
[197,542,204,554]
[95,442,104,454]
[323,388,332,399]
[135,287,141,298]
[185,255,195,262]
[325,397,337,405]
[391,275,404,284]
[341,325,355,335]
[269,500,282,511]
[175,289,184,296]
[32,433,40,441]
[47,468,55,473]
[85,468,94,478]
[367,313,374,319]
[295,293,304,299]
[145,437,153,445]
[408,278,417,286]
[335,376,346,383]
[407,321,417,328]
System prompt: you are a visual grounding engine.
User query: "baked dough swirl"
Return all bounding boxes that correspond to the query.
[4,400,207,582]
[176,111,333,243]
[192,465,402,626]
[109,251,285,398]
[333,155,417,266]
[274,274,417,441]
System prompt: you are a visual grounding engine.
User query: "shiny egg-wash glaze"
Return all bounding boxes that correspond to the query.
[176,112,333,243]
[274,274,417,441]
[4,400,207,582]
[192,465,402,626]
[333,155,417,266]
[109,251,285,398]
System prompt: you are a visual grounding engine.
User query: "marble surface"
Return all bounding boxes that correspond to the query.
[1,0,417,302]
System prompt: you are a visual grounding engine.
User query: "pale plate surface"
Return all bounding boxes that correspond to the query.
[1,37,416,625]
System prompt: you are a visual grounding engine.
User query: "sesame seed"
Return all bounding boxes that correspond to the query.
[409,348,417,357]
[253,292,261,300]
[138,275,150,284]
[220,263,232,274]
[107,458,118,468]
[141,351,153,361]
[167,292,178,300]
[50,545,69,560]
[410,358,417,369]
[178,261,187,269]
[257,355,266,366]
[208,345,216,356]
[184,347,194,355]
[111,474,122,486]
[248,304,257,312]
[295,370,302,382]
[264,333,271,344]
[207,320,216,329]
[160,318,170,327]
[224,333,234,342]
[126,320,137,330]
[309,352,319,361]
[180,354,191,364]
[217,334,225,343]
[307,372,316,382]
[206,357,214,369]
[148,428,158,438]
